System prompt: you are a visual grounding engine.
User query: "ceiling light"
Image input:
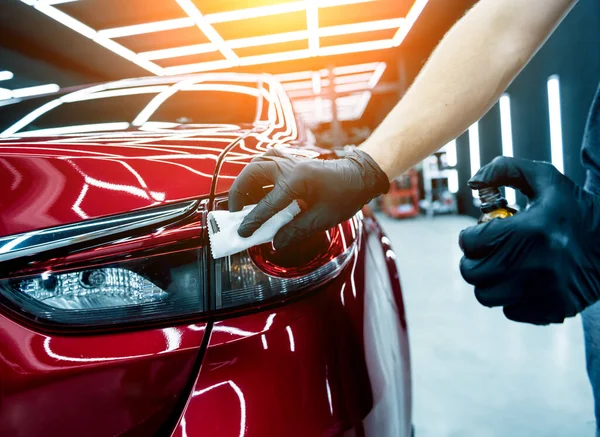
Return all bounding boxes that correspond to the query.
[34,3,96,39]
[393,0,429,46]
[11,83,60,98]
[139,43,217,61]
[93,36,163,75]
[98,18,195,39]
[319,18,403,37]
[161,59,235,76]
[368,62,387,88]
[283,80,313,91]
[0,71,14,82]
[334,82,371,94]
[306,1,320,54]
[204,2,306,23]
[333,62,380,75]
[274,71,316,82]
[318,39,393,57]
[176,0,239,62]
[226,30,309,49]
[238,50,312,67]
[334,72,372,84]
[312,72,322,95]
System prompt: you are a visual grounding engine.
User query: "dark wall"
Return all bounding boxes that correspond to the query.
[456,0,600,215]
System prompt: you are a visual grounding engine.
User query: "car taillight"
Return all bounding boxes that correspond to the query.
[212,198,358,311]
[0,199,359,330]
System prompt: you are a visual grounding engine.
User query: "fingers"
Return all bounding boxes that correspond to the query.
[229,161,277,212]
[459,214,523,259]
[238,182,295,237]
[273,205,329,249]
[467,156,551,198]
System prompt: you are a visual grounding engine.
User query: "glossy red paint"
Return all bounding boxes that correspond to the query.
[0,312,207,437]
[0,75,411,436]
[0,126,257,237]
[172,214,411,437]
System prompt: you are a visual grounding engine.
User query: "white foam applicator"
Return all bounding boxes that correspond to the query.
[208,201,301,259]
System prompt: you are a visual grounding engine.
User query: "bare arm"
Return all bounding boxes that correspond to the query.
[360,0,577,180]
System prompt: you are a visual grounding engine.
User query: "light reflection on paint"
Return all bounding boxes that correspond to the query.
[192,381,247,437]
[286,326,295,352]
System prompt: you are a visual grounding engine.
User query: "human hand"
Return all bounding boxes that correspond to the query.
[460,156,600,324]
[229,148,389,249]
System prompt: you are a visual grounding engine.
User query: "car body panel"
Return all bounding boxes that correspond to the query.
[0,74,411,437]
[171,214,412,437]
[0,127,255,237]
[0,314,207,437]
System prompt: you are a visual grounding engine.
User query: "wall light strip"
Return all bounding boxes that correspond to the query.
[445,139,457,167]
[139,43,217,61]
[98,17,195,39]
[0,71,14,82]
[393,0,429,46]
[499,94,516,204]
[469,122,481,179]
[319,18,403,37]
[12,83,60,98]
[176,0,239,62]
[547,75,564,174]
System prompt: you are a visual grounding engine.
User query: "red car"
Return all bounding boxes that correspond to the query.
[0,74,412,437]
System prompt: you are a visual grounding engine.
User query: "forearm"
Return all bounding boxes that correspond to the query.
[360,0,576,180]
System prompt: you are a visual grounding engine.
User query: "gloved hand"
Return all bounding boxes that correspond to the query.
[460,156,600,325]
[229,148,389,249]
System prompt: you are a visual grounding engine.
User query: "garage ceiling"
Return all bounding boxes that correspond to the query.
[17,0,427,76]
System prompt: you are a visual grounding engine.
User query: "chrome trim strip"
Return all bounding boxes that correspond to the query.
[0,200,199,264]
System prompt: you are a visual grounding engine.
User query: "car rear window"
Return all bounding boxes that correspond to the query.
[149,90,258,125]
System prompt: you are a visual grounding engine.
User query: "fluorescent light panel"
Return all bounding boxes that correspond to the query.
[445,139,457,167]
[547,75,564,174]
[499,94,516,204]
[0,71,14,81]
[319,18,403,37]
[98,18,195,39]
[139,43,217,61]
[175,0,238,62]
[469,122,481,178]
[393,0,428,46]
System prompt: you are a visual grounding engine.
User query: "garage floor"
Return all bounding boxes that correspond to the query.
[376,213,596,437]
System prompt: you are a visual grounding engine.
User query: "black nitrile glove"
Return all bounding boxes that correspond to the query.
[459,156,600,325]
[229,148,389,249]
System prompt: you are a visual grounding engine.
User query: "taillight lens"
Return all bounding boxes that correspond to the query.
[212,198,358,310]
[0,199,359,329]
